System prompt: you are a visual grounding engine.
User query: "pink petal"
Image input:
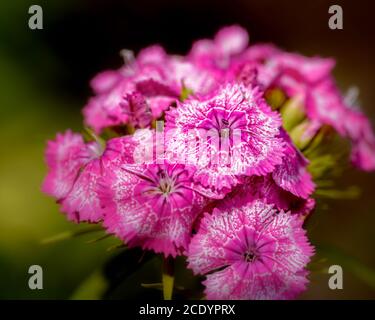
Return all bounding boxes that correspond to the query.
[215,25,249,57]
[42,130,89,200]
[272,130,315,198]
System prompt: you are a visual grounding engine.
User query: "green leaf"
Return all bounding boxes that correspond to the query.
[106,243,127,252]
[86,233,112,244]
[41,225,104,244]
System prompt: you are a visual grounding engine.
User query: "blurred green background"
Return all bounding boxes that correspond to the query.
[0,0,374,299]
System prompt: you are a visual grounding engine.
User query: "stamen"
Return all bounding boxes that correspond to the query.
[120,49,135,65]
[243,250,257,262]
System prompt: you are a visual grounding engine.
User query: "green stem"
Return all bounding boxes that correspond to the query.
[162,256,175,300]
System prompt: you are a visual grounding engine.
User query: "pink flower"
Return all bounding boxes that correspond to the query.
[272,130,315,199]
[251,49,335,93]
[83,46,220,133]
[342,105,375,171]
[244,48,341,132]
[136,45,169,65]
[135,46,219,96]
[275,53,335,87]
[165,83,285,195]
[42,25,375,301]
[83,47,178,133]
[187,198,314,300]
[100,161,209,257]
[305,78,347,135]
[42,131,138,222]
[225,44,279,88]
[168,57,220,96]
[244,46,375,171]
[189,25,249,72]
[306,81,375,171]
[244,175,316,216]
[351,140,375,171]
[61,135,140,222]
[42,130,90,201]
[120,92,153,128]
[90,70,123,94]
[83,79,135,133]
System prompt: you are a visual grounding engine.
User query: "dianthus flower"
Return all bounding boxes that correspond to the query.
[188,198,314,299]
[43,130,138,222]
[84,45,219,133]
[165,82,285,195]
[100,160,209,257]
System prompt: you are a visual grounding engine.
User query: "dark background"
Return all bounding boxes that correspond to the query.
[0,0,374,299]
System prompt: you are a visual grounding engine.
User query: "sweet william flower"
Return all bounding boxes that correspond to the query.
[272,130,315,199]
[305,78,347,135]
[225,44,278,88]
[83,45,176,133]
[341,98,375,171]
[83,64,175,133]
[84,44,221,133]
[345,107,375,171]
[42,130,90,201]
[100,157,209,257]
[119,92,153,128]
[42,24,375,300]
[306,80,375,171]
[187,198,314,300]
[242,175,316,217]
[42,131,139,222]
[165,82,285,195]
[189,25,249,72]
[244,46,375,172]
[98,129,221,256]
[90,70,123,95]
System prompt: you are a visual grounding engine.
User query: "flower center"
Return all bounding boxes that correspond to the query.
[243,249,257,263]
[157,172,175,195]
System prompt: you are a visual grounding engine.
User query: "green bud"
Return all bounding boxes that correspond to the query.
[265,88,286,110]
[280,96,305,132]
[289,120,316,150]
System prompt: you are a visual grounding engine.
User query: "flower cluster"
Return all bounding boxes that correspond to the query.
[43,26,375,299]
